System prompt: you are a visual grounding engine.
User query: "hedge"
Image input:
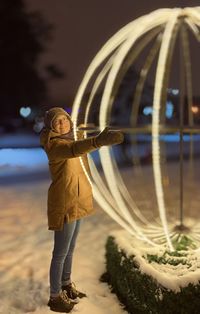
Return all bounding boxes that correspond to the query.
[100,236,200,314]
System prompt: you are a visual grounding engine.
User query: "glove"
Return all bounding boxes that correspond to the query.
[95,127,124,147]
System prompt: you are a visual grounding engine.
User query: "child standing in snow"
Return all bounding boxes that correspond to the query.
[40,107,124,313]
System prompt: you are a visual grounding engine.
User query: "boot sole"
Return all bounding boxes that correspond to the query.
[49,305,73,313]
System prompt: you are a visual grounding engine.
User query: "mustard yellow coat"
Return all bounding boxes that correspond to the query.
[40,129,98,230]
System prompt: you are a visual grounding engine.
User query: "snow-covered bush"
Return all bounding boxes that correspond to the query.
[101,231,200,314]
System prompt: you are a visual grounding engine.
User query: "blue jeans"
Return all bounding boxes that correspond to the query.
[50,219,81,295]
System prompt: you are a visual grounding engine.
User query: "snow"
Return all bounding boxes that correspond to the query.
[0,179,127,314]
[0,148,48,177]
[112,229,200,293]
[0,133,48,177]
[1,136,200,312]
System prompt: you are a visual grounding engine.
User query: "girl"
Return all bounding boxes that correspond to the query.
[40,107,123,313]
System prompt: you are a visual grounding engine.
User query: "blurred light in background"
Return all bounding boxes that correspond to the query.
[191,106,199,114]
[143,106,153,116]
[143,101,174,118]
[33,117,44,133]
[19,107,31,118]
[167,88,179,96]
[166,101,174,118]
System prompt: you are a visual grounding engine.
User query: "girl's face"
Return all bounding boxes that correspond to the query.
[52,114,71,134]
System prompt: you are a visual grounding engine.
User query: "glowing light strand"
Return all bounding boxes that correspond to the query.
[152,9,181,251]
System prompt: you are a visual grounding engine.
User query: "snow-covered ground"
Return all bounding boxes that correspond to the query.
[1,133,200,313]
[1,161,200,313]
[0,178,128,314]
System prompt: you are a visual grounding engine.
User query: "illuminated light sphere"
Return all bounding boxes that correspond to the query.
[19,106,31,118]
[71,7,200,251]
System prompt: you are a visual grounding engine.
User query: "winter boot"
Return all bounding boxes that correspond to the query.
[62,282,87,300]
[47,290,76,313]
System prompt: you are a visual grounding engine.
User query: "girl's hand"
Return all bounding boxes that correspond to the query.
[95,127,124,147]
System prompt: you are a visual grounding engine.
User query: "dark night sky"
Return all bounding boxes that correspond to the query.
[27,0,200,103]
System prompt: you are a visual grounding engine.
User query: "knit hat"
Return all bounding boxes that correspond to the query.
[44,107,73,131]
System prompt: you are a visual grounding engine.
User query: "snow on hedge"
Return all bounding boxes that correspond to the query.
[111,229,200,292]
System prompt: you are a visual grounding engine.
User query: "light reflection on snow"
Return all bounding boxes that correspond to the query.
[0,133,200,177]
[137,134,200,142]
[0,148,48,176]
[0,148,47,167]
